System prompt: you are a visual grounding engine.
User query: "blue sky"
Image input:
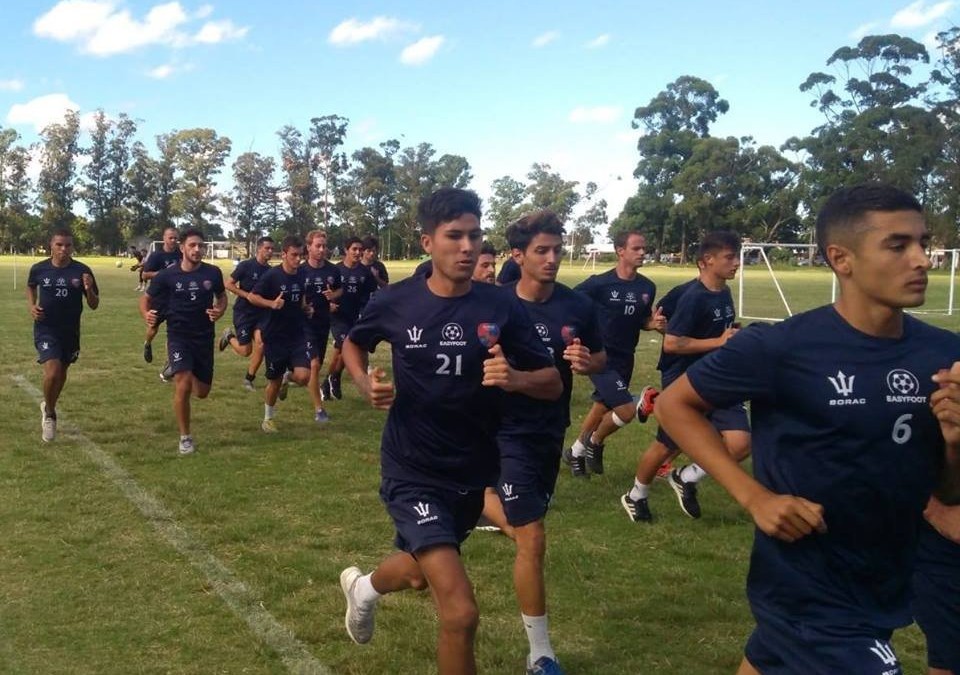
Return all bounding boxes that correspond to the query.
[1,1,957,233]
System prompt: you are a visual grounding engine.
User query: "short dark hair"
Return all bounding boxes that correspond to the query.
[50,227,73,240]
[418,187,482,235]
[344,236,362,250]
[816,183,922,259]
[479,241,497,257]
[506,210,565,252]
[280,235,303,252]
[180,227,205,242]
[613,229,644,250]
[361,235,379,251]
[256,236,275,248]
[696,231,741,262]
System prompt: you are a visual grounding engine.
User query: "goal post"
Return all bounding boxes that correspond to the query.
[737,243,833,322]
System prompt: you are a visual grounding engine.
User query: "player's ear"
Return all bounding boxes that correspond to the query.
[420,233,433,255]
[825,242,852,277]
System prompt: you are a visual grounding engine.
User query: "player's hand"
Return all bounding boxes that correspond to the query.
[146,309,159,327]
[931,362,960,447]
[562,338,592,374]
[646,306,667,333]
[366,367,395,410]
[272,291,285,310]
[330,302,339,313]
[30,304,44,321]
[720,326,739,345]
[206,305,224,322]
[322,289,336,301]
[746,491,826,543]
[82,273,94,292]
[924,496,960,544]
[482,344,518,391]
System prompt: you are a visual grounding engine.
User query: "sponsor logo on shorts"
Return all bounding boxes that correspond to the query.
[869,639,899,672]
[413,501,438,525]
[501,483,519,502]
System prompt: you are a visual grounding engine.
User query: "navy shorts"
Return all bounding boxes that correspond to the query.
[34,325,80,365]
[380,477,485,555]
[745,612,903,675]
[331,319,353,350]
[912,566,960,672]
[656,402,750,451]
[589,353,635,408]
[263,338,312,380]
[167,335,214,385]
[305,321,330,365]
[496,434,563,527]
[233,313,260,347]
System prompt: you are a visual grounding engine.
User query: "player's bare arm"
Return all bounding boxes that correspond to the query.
[224,276,246,299]
[138,293,158,327]
[82,273,99,310]
[930,362,960,504]
[656,375,826,542]
[562,339,605,375]
[644,306,666,333]
[247,291,285,311]
[482,344,562,400]
[26,286,43,321]
[924,496,960,543]
[206,291,227,322]
[342,337,394,410]
[663,327,738,355]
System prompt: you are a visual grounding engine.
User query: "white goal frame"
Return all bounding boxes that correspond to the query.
[738,244,960,322]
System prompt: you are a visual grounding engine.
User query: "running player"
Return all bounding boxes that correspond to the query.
[361,235,389,289]
[140,228,226,454]
[141,227,181,367]
[27,228,100,442]
[322,236,377,400]
[219,236,274,391]
[481,210,604,674]
[655,183,960,674]
[248,235,313,432]
[621,232,750,522]
[303,229,342,423]
[338,188,561,675]
[474,241,497,284]
[563,230,665,477]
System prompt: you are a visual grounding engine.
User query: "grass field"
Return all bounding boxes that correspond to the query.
[1,256,956,674]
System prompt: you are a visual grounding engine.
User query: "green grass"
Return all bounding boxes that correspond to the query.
[0,256,952,674]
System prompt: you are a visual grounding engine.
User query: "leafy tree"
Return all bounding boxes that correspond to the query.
[310,114,350,228]
[485,175,526,251]
[82,110,137,252]
[37,110,81,229]
[228,151,276,249]
[525,163,580,222]
[166,128,231,237]
[126,141,159,239]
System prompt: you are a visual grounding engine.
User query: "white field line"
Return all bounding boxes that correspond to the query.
[12,375,331,675]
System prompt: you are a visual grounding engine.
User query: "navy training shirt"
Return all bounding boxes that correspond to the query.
[496,257,521,285]
[143,248,181,275]
[348,276,555,490]
[661,280,736,384]
[334,262,377,324]
[499,282,604,436]
[686,306,960,631]
[252,265,307,344]
[27,259,98,329]
[304,259,343,326]
[230,257,271,323]
[654,278,698,372]
[574,268,655,360]
[147,262,225,340]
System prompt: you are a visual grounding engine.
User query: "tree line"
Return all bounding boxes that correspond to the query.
[0,30,957,258]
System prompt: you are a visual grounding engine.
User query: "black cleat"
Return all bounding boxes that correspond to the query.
[668,468,702,519]
[320,377,331,401]
[143,342,153,363]
[582,431,605,475]
[330,374,343,400]
[620,493,653,522]
[562,445,589,479]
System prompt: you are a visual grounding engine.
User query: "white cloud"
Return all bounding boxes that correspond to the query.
[585,34,610,49]
[850,21,880,39]
[32,1,247,56]
[400,35,444,65]
[193,19,248,44]
[6,93,81,133]
[328,16,416,46]
[890,0,954,28]
[532,31,560,48]
[569,106,623,124]
[148,64,175,79]
[0,79,25,92]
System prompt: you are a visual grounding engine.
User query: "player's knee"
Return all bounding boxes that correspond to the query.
[407,571,428,591]
[438,596,479,635]
[611,405,632,427]
[514,522,546,559]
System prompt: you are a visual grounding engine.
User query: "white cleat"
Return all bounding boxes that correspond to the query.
[40,402,56,443]
[178,436,195,455]
[340,566,375,644]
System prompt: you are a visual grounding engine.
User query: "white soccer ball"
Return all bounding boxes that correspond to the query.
[115,260,123,268]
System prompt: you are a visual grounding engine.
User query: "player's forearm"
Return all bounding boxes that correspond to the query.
[246,293,273,310]
[585,351,606,375]
[935,444,960,505]
[341,338,371,398]
[85,289,99,310]
[225,280,245,298]
[142,271,158,281]
[663,334,723,355]
[138,295,153,320]
[513,366,562,401]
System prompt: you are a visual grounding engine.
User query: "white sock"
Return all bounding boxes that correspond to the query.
[522,613,555,664]
[629,479,649,501]
[680,463,707,483]
[180,434,191,441]
[571,438,586,457]
[264,404,275,420]
[355,573,382,606]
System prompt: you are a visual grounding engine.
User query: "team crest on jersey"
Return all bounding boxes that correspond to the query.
[327,276,335,285]
[561,325,577,346]
[535,323,549,339]
[477,323,500,348]
[641,293,650,304]
[71,277,81,287]
[885,369,925,403]
[203,279,212,290]
[827,370,866,406]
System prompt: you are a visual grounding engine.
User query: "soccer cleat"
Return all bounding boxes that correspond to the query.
[178,436,195,455]
[320,377,331,401]
[40,402,56,443]
[218,326,235,352]
[314,409,330,424]
[668,468,702,519]
[340,566,376,644]
[278,371,290,401]
[561,445,589,479]
[528,655,567,675]
[159,363,174,383]
[261,418,278,433]
[655,461,673,480]
[242,377,255,392]
[474,514,501,533]
[330,374,343,400]
[620,493,653,523]
[143,341,153,363]
[634,385,659,423]
[581,431,605,475]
